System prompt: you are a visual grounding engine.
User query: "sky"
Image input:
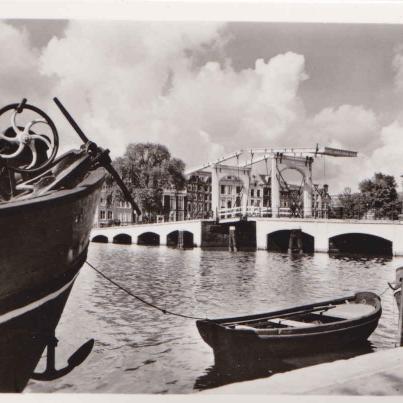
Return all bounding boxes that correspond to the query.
[2,18,403,193]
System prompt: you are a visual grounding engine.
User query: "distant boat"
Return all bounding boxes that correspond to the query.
[196,292,381,361]
[0,99,139,392]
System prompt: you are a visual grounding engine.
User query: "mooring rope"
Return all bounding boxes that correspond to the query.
[85,261,395,323]
[379,284,391,297]
[85,261,207,320]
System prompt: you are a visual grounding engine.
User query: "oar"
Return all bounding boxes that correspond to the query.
[224,304,337,326]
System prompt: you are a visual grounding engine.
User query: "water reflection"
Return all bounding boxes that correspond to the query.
[329,252,393,263]
[195,342,374,391]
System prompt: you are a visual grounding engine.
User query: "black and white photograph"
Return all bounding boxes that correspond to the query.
[2,1,403,398]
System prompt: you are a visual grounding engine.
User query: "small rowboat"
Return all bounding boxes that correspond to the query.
[196,291,381,360]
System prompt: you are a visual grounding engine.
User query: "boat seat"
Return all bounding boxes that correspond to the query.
[233,324,257,332]
[267,318,315,328]
[324,303,375,320]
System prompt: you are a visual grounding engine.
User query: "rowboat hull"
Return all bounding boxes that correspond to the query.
[197,292,382,361]
[0,167,104,391]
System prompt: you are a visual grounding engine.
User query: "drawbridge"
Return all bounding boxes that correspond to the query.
[186,145,357,220]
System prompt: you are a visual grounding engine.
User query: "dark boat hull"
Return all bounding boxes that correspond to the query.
[0,168,104,392]
[197,292,382,361]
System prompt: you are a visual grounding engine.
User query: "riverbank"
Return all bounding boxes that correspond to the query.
[202,347,403,395]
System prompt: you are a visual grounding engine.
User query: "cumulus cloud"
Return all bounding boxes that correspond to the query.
[393,49,403,92]
[309,105,381,154]
[0,22,52,106]
[321,120,403,193]
[38,21,310,165]
[369,122,403,177]
[1,20,402,193]
[38,21,229,155]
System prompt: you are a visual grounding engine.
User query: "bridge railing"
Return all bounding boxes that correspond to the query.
[93,206,403,228]
[218,206,243,219]
[218,206,294,219]
[247,206,273,217]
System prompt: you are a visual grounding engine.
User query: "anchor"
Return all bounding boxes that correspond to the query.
[31,331,94,381]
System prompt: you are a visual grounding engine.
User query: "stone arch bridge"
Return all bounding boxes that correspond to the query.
[91,220,203,248]
[252,217,403,256]
[90,217,403,256]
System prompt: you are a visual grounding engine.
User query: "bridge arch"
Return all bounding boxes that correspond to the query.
[138,232,160,246]
[267,229,314,253]
[113,233,132,245]
[329,233,392,256]
[279,166,306,180]
[92,234,108,243]
[167,230,194,248]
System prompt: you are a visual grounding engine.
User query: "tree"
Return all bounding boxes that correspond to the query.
[105,143,186,220]
[337,187,367,219]
[359,173,401,220]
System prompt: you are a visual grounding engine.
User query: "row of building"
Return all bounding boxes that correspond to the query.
[95,170,330,226]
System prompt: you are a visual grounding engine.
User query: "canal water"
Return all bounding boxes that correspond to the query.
[27,244,403,393]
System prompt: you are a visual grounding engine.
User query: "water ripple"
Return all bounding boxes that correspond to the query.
[26,244,403,393]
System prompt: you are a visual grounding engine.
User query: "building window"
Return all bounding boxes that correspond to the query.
[107,211,113,220]
[251,189,255,197]
[221,185,225,194]
[236,186,241,194]
[257,189,261,198]
[99,210,106,219]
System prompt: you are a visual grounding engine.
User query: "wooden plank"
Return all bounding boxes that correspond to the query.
[268,318,315,328]
[223,304,337,326]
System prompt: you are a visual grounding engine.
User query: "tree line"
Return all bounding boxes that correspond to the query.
[336,173,402,220]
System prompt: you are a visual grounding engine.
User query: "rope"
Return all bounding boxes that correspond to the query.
[85,262,395,325]
[86,261,207,320]
[378,284,390,297]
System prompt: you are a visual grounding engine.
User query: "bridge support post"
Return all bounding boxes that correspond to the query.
[314,235,328,253]
[211,165,220,221]
[178,230,184,249]
[271,157,280,218]
[241,180,250,218]
[288,229,303,254]
[229,225,237,252]
[303,159,313,218]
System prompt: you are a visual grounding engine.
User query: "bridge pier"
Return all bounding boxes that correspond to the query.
[228,226,237,252]
[178,230,184,249]
[314,229,328,253]
[288,229,303,254]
